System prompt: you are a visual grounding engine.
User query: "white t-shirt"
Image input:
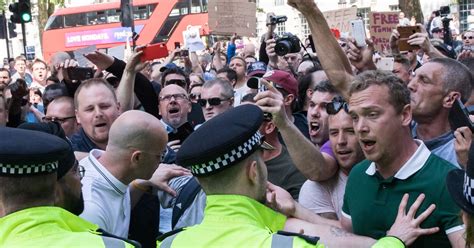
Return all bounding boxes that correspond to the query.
[233,84,253,106]
[298,170,348,220]
[79,149,131,238]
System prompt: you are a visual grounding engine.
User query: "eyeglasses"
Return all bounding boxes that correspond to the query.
[463,36,474,40]
[189,93,201,101]
[42,116,76,124]
[197,97,232,107]
[72,160,85,179]
[432,29,443,33]
[78,165,85,179]
[159,93,188,102]
[326,97,349,115]
[165,79,187,88]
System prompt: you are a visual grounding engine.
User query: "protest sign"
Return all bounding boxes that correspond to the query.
[369,11,399,53]
[208,0,256,37]
[323,7,358,36]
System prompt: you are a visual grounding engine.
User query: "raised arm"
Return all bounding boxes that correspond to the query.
[255,79,338,181]
[116,48,148,112]
[287,0,354,99]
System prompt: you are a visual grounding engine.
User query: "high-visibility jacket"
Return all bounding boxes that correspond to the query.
[0,206,137,247]
[157,195,324,247]
[157,195,405,248]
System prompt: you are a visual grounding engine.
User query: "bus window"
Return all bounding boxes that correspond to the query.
[107,9,121,23]
[133,5,148,20]
[45,15,63,30]
[64,13,87,27]
[97,11,107,24]
[191,0,201,13]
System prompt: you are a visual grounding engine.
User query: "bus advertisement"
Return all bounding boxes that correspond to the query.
[42,0,209,62]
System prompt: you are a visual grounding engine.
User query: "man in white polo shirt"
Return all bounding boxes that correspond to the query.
[80,110,168,237]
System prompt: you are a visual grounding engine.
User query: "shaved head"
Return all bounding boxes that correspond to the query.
[108,110,167,153]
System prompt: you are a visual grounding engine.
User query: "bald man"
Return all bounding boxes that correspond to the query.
[79,110,169,237]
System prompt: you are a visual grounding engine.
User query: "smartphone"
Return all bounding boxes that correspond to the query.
[141,43,169,62]
[397,26,421,51]
[180,49,189,57]
[449,98,474,132]
[174,42,181,49]
[350,20,366,47]
[67,67,94,81]
[308,34,316,52]
[375,57,394,71]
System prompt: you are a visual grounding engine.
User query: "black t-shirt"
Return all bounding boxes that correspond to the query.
[293,111,310,140]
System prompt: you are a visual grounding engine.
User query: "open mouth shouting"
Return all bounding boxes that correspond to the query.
[309,121,320,137]
[360,138,376,153]
[168,106,180,115]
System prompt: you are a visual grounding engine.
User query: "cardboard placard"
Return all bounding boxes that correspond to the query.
[323,7,358,35]
[369,11,399,53]
[208,0,256,37]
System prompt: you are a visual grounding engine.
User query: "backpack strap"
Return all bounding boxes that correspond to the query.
[171,177,202,229]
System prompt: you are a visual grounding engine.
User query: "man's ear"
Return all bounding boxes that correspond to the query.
[283,94,295,106]
[75,109,81,124]
[306,88,313,100]
[443,91,460,109]
[400,104,412,127]
[246,160,258,185]
[261,121,276,135]
[130,151,141,169]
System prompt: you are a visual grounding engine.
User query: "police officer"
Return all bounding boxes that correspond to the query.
[157,104,434,247]
[0,127,138,247]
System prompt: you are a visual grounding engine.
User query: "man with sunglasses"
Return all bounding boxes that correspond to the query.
[161,66,189,91]
[43,96,79,137]
[199,78,234,121]
[299,96,364,220]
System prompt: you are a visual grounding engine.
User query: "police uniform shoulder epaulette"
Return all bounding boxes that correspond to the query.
[276,230,320,245]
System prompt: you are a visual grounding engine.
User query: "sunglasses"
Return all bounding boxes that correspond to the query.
[432,29,443,33]
[165,79,187,88]
[42,116,76,124]
[463,36,474,40]
[189,93,201,101]
[198,97,232,107]
[326,97,349,115]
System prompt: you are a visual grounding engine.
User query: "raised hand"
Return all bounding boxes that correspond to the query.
[84,51,114,70]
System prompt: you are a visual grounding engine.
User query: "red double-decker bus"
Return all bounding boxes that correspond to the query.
[42,0,209,61]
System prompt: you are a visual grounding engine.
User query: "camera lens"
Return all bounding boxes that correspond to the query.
[275,40,291,56]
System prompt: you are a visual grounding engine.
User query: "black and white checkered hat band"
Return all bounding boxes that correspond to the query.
[464,173,474,205]
[0,161,58,175]
[191,132,263,175]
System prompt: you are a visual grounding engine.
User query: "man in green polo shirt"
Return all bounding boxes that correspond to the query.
[341,70,464,247]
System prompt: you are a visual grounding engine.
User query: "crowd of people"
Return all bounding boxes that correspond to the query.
[3,0,474,247]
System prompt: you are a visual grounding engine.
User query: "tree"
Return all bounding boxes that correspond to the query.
[399,0,424,24]
[37,0,63,48]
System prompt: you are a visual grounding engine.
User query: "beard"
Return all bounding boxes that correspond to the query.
[67,193,85,216]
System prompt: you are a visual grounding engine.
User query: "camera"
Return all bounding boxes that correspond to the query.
[275,33,301,56]
[269,15,287,25]
[439,6,450,17]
